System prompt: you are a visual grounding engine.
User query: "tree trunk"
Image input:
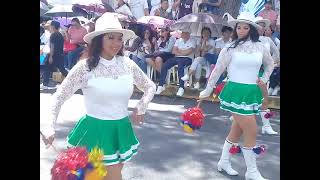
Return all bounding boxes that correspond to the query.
[221,0,242,18]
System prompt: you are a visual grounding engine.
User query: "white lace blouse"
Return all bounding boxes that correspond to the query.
[206,40,275,90]
[43,56,156,136]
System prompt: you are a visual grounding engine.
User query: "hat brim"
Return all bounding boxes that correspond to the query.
[83,29,136,44]
[255,19,271,28]
[228,19,261,30]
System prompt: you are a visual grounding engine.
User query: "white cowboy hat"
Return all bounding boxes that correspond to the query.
[83,13,135,43]
[254,16,271,28]
[228,12,260,29]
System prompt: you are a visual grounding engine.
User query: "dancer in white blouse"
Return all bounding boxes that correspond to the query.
[42,13,156,180]
[199,12,274,180]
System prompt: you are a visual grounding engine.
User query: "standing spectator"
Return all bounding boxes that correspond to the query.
[198,0,223,15]
[154,0,173,19]
[146,27,176,73]
[156,29,196,96]
[129,0,150,19]
[66,18,88,70]
[40,21,68,89]
[258,0,278,29]
[172,0,194,19]
[40,21,52,53]
[151,0,173,16]
[115,0,133,16]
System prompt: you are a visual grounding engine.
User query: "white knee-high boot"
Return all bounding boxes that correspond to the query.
[242,146,268,180]
[260,109,278,135]
[217,139,239,176]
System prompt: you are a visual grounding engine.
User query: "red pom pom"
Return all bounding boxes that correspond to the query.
[181,107,205,129]
[214,82,225,96]
[229,145,240,155]
[51,147,89,180]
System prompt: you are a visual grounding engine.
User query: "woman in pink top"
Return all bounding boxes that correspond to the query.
[258,1,277,28]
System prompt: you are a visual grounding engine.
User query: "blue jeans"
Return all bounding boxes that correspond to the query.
[204,53,225,85]
[159,57,192,88]
[67,46,84,69]
[269,67,280,89]
[131,55,147,74]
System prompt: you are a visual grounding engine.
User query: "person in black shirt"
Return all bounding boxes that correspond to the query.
[40,21,68,89]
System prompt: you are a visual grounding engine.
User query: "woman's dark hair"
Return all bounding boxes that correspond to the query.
[161,0,168,3]
[143,27,156,52]
[71,18,81,24]
[228,23,260,50]
[263,25,274,36]
[87,34,124,71]
[221,26,233,33]
[159,27,171,48]
[201,27,212,39]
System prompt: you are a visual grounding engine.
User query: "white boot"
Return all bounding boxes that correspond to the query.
[260,110,278,135]
[242,147,268,180]
[217,140,239,176]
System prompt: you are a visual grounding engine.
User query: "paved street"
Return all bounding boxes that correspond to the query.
[40,91,280,180]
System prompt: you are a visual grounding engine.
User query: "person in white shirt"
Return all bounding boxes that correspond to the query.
[41,13,156,180]
[215,26,233,54]
[115,0,134,16]
[156,29,196,96]
[40,21,52,55]
[145,27,176,73]
[181,27,215,89]
[129,0,150,19]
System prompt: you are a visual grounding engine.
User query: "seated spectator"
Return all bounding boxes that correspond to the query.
[145,27,176,73]
[181,27,215,89]
[156,29,196,96]
[66,18,88,70]
[115,0,133,16]
[264,25,280,49]
[215,26,233,54]
[154,0,173,19]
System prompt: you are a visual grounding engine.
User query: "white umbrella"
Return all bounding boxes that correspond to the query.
[40,2,50,16]
[170,13,226,37]
[44,4,79,17]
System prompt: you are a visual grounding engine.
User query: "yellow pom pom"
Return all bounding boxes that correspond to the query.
[183,124,193,133]
[85,169,105,180]
[88,147,107,177]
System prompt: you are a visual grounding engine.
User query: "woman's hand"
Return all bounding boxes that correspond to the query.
[257,78,268,110]
[131,108,145,126]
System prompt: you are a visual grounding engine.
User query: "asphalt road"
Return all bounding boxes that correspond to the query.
[40,91,280,180]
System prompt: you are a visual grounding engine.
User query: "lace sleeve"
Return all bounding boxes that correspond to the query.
[129,60,156,115]
[261,47,275,83]
[43,61,89,137]
[206,47,231,90]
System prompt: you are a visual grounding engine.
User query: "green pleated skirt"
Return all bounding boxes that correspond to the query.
[67,115,139,166]
[218,81,263,115]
